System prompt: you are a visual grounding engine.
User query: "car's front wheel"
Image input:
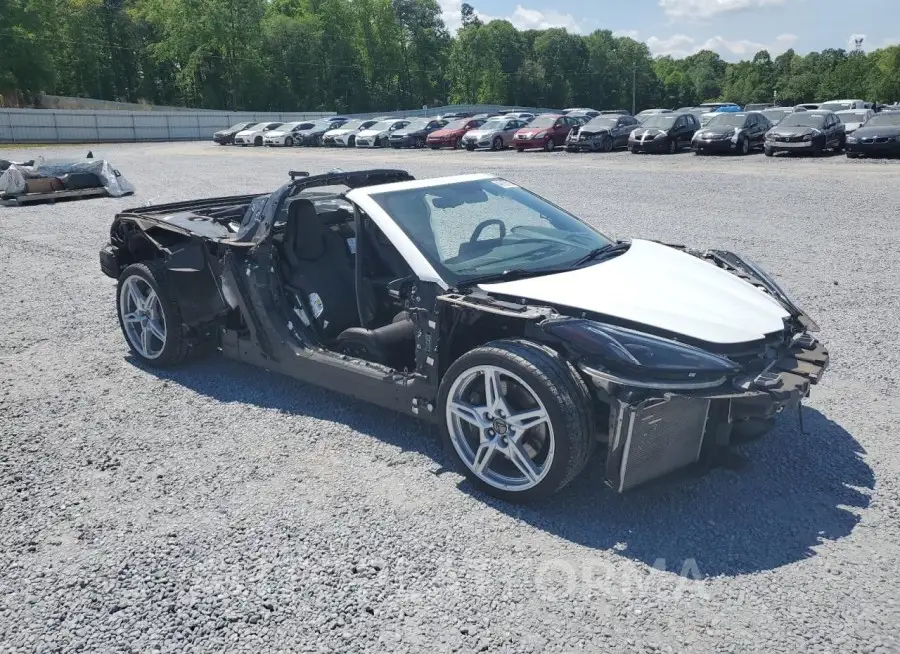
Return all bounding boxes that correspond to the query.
[739,136,750,155]
[117,261,189,367]
[285,136,293,147]
[438,340,595,502]
[254,136,263,146]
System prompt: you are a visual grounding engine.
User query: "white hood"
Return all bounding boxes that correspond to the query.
[265,131,287,138]
[479,239,789,345]
[358,129,385,138]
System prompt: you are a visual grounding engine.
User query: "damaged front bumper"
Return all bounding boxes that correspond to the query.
[580,334,829,492]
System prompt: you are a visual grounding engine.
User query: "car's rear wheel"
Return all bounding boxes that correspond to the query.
[667,138,677,154]
[285,136,293,147]
[492,136,504,151]
[438,340,595,502]
[117,261,190,367]
[739,136,750,155]
[254,136,263,146]
[834,136,845,153]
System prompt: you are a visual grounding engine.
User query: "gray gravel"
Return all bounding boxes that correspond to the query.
[1,142,899,653]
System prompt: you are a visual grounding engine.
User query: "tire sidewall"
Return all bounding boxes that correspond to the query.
[437,344,582,502]
[116,262,185,367]
[492,137,503,151]
[285,136,293,147]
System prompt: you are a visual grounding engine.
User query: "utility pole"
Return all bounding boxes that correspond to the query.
[632,63,637,115]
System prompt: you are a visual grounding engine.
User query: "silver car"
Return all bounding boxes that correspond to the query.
[461,117,529,151]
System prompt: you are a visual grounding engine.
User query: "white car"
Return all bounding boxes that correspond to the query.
[263,121,316,147]
[354,119,411,148]
[102,170,828,501]
[234,122,283,146]
[322,119,379,147]
[834,109,874,134]
[818,99,870,112]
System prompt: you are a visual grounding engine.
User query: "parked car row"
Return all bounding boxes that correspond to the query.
[212,106,900,158]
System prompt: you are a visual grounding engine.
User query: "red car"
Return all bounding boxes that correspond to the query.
[512,114,579,152]
[426,118,486,149]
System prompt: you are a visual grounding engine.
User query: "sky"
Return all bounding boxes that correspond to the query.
[439,0,900,61]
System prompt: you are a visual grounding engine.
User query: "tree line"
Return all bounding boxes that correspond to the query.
[2,0,899,112]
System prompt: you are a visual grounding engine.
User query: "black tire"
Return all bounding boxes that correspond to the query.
[254,136,263,146]
[492,136,504,151]
[544,138,556,152]
[415,136,425,148]
[667,138,677,154]
[431,145,441,150]
[116,261,191,367]
[834,136,845,153]
[285,136,293,147]
[739,136,750,155]
[764,146,774,157]
[601,135,613,152]
[847,152,860,159]
[465,143,476,151]
[455,137,463,149]
[516,148,526,153]
[438,339,596,502]
[348,135,356,147]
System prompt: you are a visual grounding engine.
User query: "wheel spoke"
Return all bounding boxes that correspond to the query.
[143,290,158,313]
[507,407,549,434]
[473,441,496,474]
[506,439,540,484]
[449,401,487,429]
[484,368,508,416]
[140,324,151,355]
[146,319,166,342]
[123,312,142,324]
[127,283,143,310]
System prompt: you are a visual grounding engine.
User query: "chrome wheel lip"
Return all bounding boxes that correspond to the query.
[446,364,555,492]
[119,275,167,360]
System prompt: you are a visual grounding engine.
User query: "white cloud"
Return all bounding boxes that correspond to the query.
[614,29,641,39]
[438,1,580,34]
[509,5,582,32]
[647,33,798,60]
[659,0,787,21]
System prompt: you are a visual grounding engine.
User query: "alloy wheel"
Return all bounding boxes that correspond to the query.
[119,275,167,359]
[492,137,503,151]
[446,365,555,491]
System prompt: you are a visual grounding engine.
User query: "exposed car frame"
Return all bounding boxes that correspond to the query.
[99,170,828,501]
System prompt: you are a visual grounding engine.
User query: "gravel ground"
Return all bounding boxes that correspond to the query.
[1,142,899,653]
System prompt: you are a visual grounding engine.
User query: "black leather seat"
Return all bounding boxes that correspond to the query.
[334,313,415,369]
[281,199,358,338]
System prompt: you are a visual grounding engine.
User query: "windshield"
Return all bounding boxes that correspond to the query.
[443,119,472,130]
[480,119,509,131]
[368,120,398,131]
[402,118,431,130]
[584,117,617,129]
[762,109,792,122]
[819,102,854,112]
[642,115,677,129]
[228,122,254,131]
[707,113,747,128]
[278,122,304,131]
[369,178,611,284]
[837,112,868,123]
[866,112,900,127]
[527,116,558,128]
[779,113,826,128]
[335,119,365,130]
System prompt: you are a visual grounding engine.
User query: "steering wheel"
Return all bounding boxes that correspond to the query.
[469,219,506,243]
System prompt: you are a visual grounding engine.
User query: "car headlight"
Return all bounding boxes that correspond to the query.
[654,131,667,139]
[544,319,739,390]
[801,134,812,141]
[535,131,547,138]
[630,129,638,138]
[847,136,858,143]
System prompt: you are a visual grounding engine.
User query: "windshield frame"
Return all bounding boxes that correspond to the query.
[777,113,827,128]
[706,113,748,128]
[352,176,613,287]
[819,102,854,112]
[641,115,677,129]
[865,112,900,127]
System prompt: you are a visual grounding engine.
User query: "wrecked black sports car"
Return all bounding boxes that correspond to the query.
[99,170,828,501]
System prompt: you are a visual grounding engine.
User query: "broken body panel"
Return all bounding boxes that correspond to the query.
[99,171,828,493]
